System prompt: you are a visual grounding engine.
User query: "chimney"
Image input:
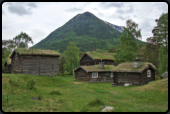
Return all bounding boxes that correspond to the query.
[133,57,141,68]
[99,59,105,69]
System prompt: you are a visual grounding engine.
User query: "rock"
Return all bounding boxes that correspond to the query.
[162,79,168,82]
[101,106,114,112]
[161,71,168,79]
[31,97,40,100]
[124,83,129,87]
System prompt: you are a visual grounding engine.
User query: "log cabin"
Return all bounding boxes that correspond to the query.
[80,52,116,66]
[74,61,157,86]
[4,58,12,73]
[9,48,60,76]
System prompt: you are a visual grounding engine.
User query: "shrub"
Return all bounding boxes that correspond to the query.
[50,90,61,95]
[38,94,43,100]
[80,106,88,112]
[87,98,104,107]
[52,70,56,77]
[8,77,21,87]
[27,79,36,90]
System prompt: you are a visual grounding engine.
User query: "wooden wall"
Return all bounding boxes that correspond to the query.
[4,64,11,73]
[75,68,90,81]
[80,54,94,66]
[89,72,114,82]
[116,72,140,85]
[75,69,114,82]
[80,54,115,66]
[95,60,115,65]
[22,56,59,76]
[11,53,22,73]
[140,66,155,85]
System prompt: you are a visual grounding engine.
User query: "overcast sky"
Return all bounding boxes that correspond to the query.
[2,2,168,47]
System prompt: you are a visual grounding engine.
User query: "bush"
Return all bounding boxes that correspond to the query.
[50,90,61,95]
[27,79,36,90]
[38,94,43,100]
[87,98,104,107]
[80,106,88,112]
[8,77,21,87]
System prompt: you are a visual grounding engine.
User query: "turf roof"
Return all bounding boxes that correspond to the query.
[85,52,115,60]
[75,62,156,73]
[12,48,60,57]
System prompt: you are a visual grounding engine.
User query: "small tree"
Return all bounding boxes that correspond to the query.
[114,19,142,64]
[63,42,80,78]
[13,31,33,49]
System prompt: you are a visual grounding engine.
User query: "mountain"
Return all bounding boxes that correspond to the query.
[33,11,146,53]
[103,21,124,33]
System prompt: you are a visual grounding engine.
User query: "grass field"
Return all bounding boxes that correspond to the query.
[2,73,168,112]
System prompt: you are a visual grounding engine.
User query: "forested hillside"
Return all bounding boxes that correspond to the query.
[33,12,146,52]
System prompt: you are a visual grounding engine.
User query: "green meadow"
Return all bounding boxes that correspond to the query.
[2,73,168,112]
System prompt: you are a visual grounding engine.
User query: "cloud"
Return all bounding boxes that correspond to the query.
[27,2,37,8]
[126,6,134,13]
[118,16,126,20]
[8,4,32,16]
[98,12,104,17]
[100,2,124,8]
[2,9,5,14]
[65,7,84,12]
[116,5,134,14]
[2,26,8,29]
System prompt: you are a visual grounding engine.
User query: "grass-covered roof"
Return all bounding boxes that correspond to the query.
[11,48,60,57]
[86,52,115,60]
[75,62,156,73]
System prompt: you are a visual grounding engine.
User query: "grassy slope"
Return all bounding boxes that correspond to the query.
[2,73,168,112]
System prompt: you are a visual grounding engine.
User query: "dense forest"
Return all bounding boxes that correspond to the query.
[33,12,146,52]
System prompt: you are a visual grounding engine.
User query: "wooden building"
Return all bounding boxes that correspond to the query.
[80,52,116,66]
[9,48,60,76]
[4,58,12,73]
[74,62,157,85]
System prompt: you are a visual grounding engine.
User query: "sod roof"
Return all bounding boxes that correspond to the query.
[10,48,60,58]
[84,52,115,60]
[75,62,157,73]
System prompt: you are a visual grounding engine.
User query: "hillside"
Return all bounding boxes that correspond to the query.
[2,73,168,112]
[33,12,146,52]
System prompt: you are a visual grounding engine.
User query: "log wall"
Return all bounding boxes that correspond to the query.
[140,66,155,85]
[117,72,140,85]
[80,54,94,66]
[89,72,114,82]
[75,68,90,81]
[4,64,11,73]
[11,53,22,73]
[95,60,115,65]
[22,56,59,76]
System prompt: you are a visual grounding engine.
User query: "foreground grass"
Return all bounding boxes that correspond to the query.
[2,73,168,112]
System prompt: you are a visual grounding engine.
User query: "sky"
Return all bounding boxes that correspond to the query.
[2,2,168,47]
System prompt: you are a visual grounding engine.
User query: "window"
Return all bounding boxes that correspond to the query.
[92,72,98,78]
[111,72,114,77]
[147,70,151,77]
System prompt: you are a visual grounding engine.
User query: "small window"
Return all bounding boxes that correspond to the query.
[92,72,98,78]
[111,72,114,77]
[147,70,151,77]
